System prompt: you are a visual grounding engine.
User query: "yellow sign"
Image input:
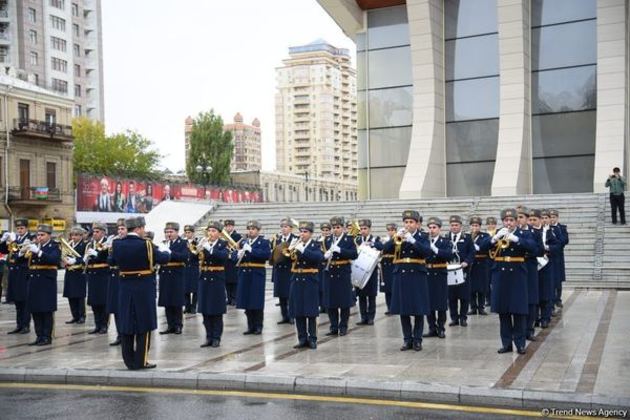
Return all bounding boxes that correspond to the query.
[52,220,66,231]
[28,219,39,230]
[32,218,66,231]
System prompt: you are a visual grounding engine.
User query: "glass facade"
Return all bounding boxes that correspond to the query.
[357,5,411,199]
[531,0,596,193]
[445,0,499,196]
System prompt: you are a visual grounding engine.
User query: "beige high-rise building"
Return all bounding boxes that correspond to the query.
[275,39,357,183]
[0,0,104,121]
[224,113,262,172]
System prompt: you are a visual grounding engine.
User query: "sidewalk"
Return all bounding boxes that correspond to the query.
[1,288,628,410]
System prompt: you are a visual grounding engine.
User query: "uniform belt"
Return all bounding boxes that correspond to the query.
[87,263,109,269]
[201,266,225,272]
[239,262,266,268]
[329,260,351,266]
[494,256,525,263]
[381,254,395,258]
[163,262,185,268]
[291,268,319,274]
[66,264,84,271]
[426,263,447,269]
[475,255,488,259]
[29,265,57,270]
[393,258,426,265]
[110,266,119,270]
[120,269,154,277]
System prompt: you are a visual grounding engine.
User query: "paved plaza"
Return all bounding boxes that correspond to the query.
[0,287,629,410]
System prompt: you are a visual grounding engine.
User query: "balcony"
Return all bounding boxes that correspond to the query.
[12,119,73,142]
[0,31,10,45]
[8,187,62,205]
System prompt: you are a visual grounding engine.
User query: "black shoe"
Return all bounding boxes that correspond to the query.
[211,339,220,348]
[77,318,86,324]
[277,319,291,325]
[556,302,563,308]
[497,346,513,354]
[526,335,537,342]
[448,321,459,327]
[308,341,317,350]
[338,330,347,336]
[65,319,77,324]
[29,339,42,346]
[400,342,413,351]
[384,311,391,316]
[37,338,52,346]
[159,328,173,335]
[413,342,422,352]
[534,320,540,327]
[293,342,308,349]
[109,338,121,346]
[98,328,108,334]
[366,320,374,325]
[517,347,526,355]
[88,328,100,334]
[20,328,30,334]
[143,363,157,369]
[467,310,477,315]
[422,330,438,338]
[438,330,446,339]
[325,331,338,336]
[7,327,22,335]
[541,320,549,329]
[551,311,558,318]
[190,309,197,315]
[356,320,368,325]
[174,327,182,335]
[243,330,254,335]
[460,319,468,327]
[253,329,262,335]
[478,309,488,316]
[200,341,212,348]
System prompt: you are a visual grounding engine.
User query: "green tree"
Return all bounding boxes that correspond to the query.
[185,110,233,185]
[72,117,161,179]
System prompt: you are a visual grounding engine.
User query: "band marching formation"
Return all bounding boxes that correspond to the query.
[0,205,568,369]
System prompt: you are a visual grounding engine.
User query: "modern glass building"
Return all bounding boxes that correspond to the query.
[318,0,629,199]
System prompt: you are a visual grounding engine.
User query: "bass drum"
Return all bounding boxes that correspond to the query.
[447,263,465,286]
[351,245,381,289]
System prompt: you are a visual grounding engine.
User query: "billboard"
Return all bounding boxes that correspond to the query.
[76,174,262,214]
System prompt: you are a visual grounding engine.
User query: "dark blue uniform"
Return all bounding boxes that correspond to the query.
[225,230,242,305]
[158,237,188,333]
[379,238,395,313]
[289,239,324,346]
[271,233,298,323]
[27,240,61,344]
[551,223,569,306]
[537,226,561,326]
[111,233,170,369]
[323,233,358,335]
[184,239,200,314]
[0,233,33,332]
[391,230,432,347]
[86,237,112,333]
[447,232,474,325]
[524,225,541,339]
[425,235,453,336]
[236,236,271,334]
[62,240,87,323]
[197,239,228,345]
[107,238,122,338]
[354,234,383,324]
[317,237,328,313]
[480,229,536,351]
[469,232,490,314]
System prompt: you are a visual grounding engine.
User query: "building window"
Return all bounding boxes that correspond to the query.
[74,64,80,76]
[73,43,80,56]
[74,104,82,116]
[73,23,80,37]
[29,51,38,66]
[45,108,56,125]
[51,36,67,52]
[46,162,57,189]
[29,30,37,45]
[51,57,68,72]
[74,84,81,97]
[50,0,65,9]
[51,78,68,93]
[18,103,30,123]
[50,15,66,31]
[20,159,31,190]
[72,3,79,16]
[28,8,36,23]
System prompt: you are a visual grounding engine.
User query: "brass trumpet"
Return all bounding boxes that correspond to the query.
[281,237,300,259]
[60,238,82,260]
[489,228,515,259]
[220,229,241,252]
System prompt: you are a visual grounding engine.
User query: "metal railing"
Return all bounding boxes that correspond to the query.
[13,119,73,138]
[8,186,62,202]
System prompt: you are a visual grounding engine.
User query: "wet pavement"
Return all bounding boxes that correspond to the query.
[0,287,629,409]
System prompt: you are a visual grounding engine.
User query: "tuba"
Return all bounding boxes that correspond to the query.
[60,238,82,260]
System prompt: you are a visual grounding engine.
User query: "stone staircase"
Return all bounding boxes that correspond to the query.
[193,193,628,288]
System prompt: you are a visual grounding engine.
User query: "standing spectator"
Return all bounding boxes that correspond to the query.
[605,167,626,225]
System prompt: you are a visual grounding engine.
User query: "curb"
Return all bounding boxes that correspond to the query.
[1,368,628,410]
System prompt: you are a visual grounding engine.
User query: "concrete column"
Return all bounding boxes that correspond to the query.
[399,0,446,198]
[593,0,628,191]
[491,0,532,196]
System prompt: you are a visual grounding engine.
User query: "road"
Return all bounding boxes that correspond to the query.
[0,383,543,420]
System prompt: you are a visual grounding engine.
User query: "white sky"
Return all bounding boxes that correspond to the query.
[101,0,355,173]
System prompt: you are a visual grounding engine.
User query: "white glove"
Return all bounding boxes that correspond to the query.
[492,229,507,242]
[324,250,332,260]
[0,232,8,242]
[8,232,16,242]
[397,228,406,237]
[29,244,40,254]
[237,249,246,259]
[242,243,252,253]
[474,244,480,252]
[382,236,390,243]
[87,248,99,257]
[203,242,212,252]
[158,245,171,254]
[507,233,519,243]
[544,244,549,251]
[65,257,77,265]
[295,242,306,253]
[331,244,341,254]
[430,243,439,254]
[404,232,416,244]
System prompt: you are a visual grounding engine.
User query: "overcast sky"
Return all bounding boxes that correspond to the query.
[101,0,355,173]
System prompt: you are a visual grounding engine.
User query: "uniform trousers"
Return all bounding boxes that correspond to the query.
[279,297,290,321]
[184,292,198,313]
[527,304,538,338]
[400,315,424,344]
[202,315,223,341]
[15,300,31,330]
[470,291,486,312]
[244,309,264,332]
[32,312,53,341]
[427,311,446,333]
[295,316,317,344]
[225,283,237,304]
[358,295,376,322]
[499,313,526,350]
[327,308,349,333]
[121,332,151,370]
[384,293,392,312]
[164,306,183,329]
[68,297,86,321]
[448,294,469,323]
[91,304,108,331]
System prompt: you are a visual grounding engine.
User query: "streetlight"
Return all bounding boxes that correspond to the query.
[196,164,212,200]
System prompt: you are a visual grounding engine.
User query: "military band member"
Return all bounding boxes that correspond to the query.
[158,222,187,335]
[223,220,242,306]
[26,224,61,345]
[480,209,536,354]
[111,217,170,370]
[236,220,271,335]
[447,215,474,327]
[424,217,453,339]
[549,209,569,308]
[322,216,358,336]
[380,223,397,315]
[317,222,332,313]
[391,210,432,351]
[271,218,298,324]
[85,223,111,334]
[183,225,200,315]
[537,210,560,328]
[484,216,498,307]
[198,221,229,348]
[106,219,127,346]
[62,226,87,324]
[0,218,32,334]
[517,207,540,342]
[355,219,383,325]
[289,221,324,349]
[468,217,489,315]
